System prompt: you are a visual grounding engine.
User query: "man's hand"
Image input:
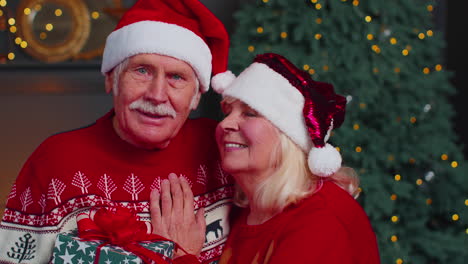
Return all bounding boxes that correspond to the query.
[150,173,206,257]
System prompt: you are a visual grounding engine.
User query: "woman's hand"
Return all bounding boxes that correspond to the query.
[150,173,206,257]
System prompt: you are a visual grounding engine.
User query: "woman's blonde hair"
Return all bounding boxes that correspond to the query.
[234,132,359,214]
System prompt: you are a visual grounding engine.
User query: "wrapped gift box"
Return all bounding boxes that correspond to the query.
[52,230,174,264]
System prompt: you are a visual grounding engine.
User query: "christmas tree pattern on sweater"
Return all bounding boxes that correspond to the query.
[0,112,234,264]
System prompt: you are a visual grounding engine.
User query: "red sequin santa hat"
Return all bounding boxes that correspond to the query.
[213,53,347,177]
[101,0,234,92]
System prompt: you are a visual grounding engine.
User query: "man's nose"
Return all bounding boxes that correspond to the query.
[145,74,168,103]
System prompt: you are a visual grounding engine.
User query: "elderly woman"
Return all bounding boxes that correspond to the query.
[150,53,380,263]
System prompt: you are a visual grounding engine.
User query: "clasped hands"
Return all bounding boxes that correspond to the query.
[150,173,206,258]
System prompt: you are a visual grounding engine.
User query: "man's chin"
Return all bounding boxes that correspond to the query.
[134,137,172,150]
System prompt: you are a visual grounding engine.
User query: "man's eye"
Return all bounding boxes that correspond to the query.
[171,74,182,80]
[137,68,148,74]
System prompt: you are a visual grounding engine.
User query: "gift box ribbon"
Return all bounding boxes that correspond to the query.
[77,206,172,264]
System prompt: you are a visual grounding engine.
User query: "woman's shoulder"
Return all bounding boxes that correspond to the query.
[289,181,371,228]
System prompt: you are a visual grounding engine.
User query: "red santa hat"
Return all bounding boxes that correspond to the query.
[101,0,233,92]
[213,53,347,177]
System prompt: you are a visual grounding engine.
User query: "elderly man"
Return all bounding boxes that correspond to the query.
[0,0,234,263]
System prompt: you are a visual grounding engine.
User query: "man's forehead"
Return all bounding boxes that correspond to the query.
[128,53,192,68]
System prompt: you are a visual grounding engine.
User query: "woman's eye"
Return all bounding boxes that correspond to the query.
[244,111,258,117]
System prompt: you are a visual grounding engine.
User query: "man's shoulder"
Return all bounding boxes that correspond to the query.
[40,111,112,149]
[42,123,97,146]
[31,118,107,161]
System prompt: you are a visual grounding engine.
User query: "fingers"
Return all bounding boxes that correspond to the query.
[169,173,184,220]
[150,188,170,237]
[149,188,161,224]
[180,176,195,218]
[195,207,206,234]
[160,178,172,221]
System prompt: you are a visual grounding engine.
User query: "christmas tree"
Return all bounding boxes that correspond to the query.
[229,0,467,263]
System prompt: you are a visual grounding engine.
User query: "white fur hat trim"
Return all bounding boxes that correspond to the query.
[101,21,212,92]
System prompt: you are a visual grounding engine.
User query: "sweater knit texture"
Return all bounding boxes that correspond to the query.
[0,110,234,264]
[218,181,380,264]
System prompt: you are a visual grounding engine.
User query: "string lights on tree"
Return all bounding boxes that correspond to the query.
[229,0,467,263]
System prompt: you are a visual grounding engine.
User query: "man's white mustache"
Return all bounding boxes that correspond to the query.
[129,100,177,118]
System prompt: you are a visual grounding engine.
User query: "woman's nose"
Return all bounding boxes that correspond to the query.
[219,113,239,132]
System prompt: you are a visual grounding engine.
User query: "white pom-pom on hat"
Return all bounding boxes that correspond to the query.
[308,143,342,177]
[211,70,236,94]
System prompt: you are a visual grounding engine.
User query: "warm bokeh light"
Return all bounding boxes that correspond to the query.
[91,11,100,19]
[45,23,53,31]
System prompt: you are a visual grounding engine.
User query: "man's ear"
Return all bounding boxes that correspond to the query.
[104,71,113,94]
[191,89,202,110]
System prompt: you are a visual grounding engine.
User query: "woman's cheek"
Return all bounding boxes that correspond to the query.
[241,120,272,144]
